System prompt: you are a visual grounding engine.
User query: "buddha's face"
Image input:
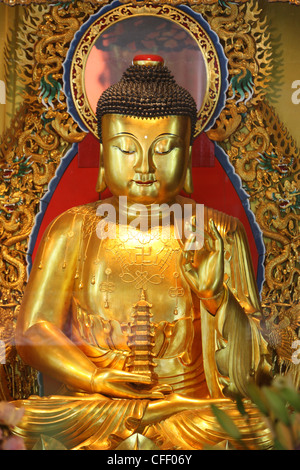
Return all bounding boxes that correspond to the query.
[101,114,192,205]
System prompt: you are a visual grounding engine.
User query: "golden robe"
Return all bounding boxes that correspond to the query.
[12,199,272,450]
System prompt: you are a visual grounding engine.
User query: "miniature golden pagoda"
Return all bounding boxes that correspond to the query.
[127,289,157,386]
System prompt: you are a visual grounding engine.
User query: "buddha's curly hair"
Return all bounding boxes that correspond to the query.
[96,63,198,143]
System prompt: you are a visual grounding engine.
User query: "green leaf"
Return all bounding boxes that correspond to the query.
[274,421,294,450]
[211,404,242,440]
[273,438,288,451]
[278,388,300,413]
[235,395,248,417]
[262,387,291,426]
[246,383,269,416]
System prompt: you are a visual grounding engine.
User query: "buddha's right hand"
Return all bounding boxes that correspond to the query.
[91,368,172,399]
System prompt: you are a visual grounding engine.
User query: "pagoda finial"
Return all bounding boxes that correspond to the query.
[140,288,146,301]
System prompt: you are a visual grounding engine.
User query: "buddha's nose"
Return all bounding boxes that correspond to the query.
[134,147,155,174]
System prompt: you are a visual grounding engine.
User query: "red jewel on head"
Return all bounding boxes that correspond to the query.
[133,54,164,66]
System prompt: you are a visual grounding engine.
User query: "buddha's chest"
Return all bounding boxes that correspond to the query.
[73,226,194,324]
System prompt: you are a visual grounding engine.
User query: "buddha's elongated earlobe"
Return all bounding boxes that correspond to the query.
[96,143,107,193]
[183,146,193,194]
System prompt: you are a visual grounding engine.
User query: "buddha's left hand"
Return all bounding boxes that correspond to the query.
[181,218,225,314]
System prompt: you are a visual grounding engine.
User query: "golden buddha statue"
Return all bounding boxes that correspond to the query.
[12,56,272,450]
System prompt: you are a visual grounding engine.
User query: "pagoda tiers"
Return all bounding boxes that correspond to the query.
[126,289,158,386]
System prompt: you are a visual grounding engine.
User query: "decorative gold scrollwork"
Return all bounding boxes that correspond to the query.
[0,2,100,399]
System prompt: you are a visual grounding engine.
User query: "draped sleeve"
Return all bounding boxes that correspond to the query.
[201,208,271,399]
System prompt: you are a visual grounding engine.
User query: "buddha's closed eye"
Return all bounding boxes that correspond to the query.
[113,146,136,155]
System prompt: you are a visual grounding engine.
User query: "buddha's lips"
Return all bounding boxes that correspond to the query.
[132,175,157,185]
[133,180,157,185]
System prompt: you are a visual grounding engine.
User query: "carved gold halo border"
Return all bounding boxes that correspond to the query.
[68,2,224,139]
[1,0,300,5]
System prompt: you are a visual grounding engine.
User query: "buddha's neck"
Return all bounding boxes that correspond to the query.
[111,195,180,225]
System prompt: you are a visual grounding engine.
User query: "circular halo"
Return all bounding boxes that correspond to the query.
[64,2,228,140]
